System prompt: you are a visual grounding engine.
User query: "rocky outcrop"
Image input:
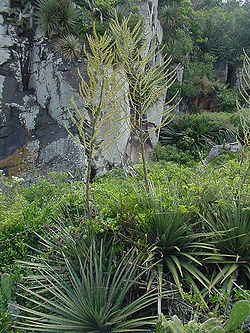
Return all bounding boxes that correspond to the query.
[0,1,245,178]
[205,142,241,164]
[215,60,229,83]
[0,3,88,179]
[141,0,165,140]
[0,0,167,178]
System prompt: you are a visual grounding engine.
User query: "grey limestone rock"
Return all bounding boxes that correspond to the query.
[0,2,88,179]
[205,142,241,164]
[124,0,167,161]
[215,61,229,83]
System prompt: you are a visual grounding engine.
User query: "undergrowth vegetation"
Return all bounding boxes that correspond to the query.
[154,112,243,164]
[0,150,249,331]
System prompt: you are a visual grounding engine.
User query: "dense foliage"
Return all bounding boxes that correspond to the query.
[0,148,249,330]
[159,0,250,112]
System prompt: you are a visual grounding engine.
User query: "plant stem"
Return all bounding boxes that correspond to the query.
[85,76,104,219]
[86,149,93,218]
[140,141,150,193]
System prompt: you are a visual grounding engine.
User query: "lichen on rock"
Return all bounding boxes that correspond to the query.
[0,142,39,177]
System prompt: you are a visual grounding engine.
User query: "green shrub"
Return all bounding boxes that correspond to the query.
[0,273,16,332]
[0,173,80,273]
[73,0,141,38]
[92,171,150,233]
[0,291,13,333]
[162,29,194,63]
[0,199,52,273]
[0,155,248,321]
[151,143,197,165]
[157,300,250,333]
[91,163,199,234]
[11,0,35,8]
[159,113,238,156]
[203,285,250,318]
[115,0,141,30]
[181,59,217,100]
[73,9,93,37]
[91,157,249,234]
[216,88,238,113]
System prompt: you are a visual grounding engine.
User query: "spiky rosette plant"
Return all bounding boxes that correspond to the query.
[144,210,222,303]
[56,34,82,60]
[36,0,79,36]
[14,235,174,332]
[203,203,250,291]
[159,4,181,33]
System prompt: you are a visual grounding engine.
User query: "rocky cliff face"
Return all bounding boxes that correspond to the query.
[0,1,88,179]
[0,0,165,179]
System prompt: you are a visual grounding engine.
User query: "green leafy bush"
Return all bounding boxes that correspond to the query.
[73,9,93,37]
[0,273,15,332]
[0,173,79,273]
[0,291,13,333]
[92,170,150,233]
[11,0,35,8]
[216,88,238,113]
[73,0,141,38]
[162,29,194,63]
[1,157,248,277]
[0,154,249,329]
[151,143,197,165]
[198,5,250,64]
[156,300,250,333]
[159,113,237,156]
[159,0,200,63]
[181,58,217,100]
